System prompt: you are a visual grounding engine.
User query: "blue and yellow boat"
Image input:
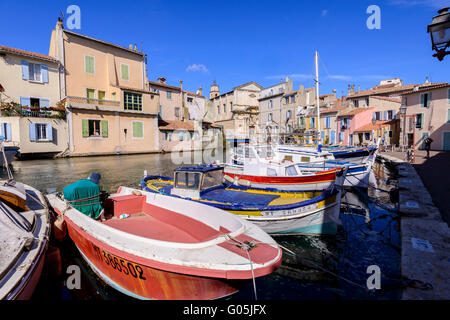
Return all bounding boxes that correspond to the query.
[140,165,347,235]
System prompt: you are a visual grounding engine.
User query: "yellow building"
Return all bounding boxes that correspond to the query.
[49,19,159,156]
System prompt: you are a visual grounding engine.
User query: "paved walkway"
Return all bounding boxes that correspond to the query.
[382,149,450,226]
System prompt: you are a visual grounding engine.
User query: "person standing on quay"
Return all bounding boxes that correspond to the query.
[424,137,433,158]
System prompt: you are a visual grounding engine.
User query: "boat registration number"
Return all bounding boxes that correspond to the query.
[261,203,318,217]
[91,244,146,280]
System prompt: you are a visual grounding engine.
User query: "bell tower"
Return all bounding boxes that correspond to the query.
[210,80,220,99]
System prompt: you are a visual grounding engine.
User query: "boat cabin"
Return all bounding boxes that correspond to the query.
[171,165,224,198]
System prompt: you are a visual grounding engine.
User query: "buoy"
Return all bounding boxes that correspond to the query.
[53,214,67,241]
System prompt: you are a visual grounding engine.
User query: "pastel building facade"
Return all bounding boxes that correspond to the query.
[0,45,68,157]
[401,83,450,151]
[337,107,374,146]
[49,19,159,156]
[258,79,291,134]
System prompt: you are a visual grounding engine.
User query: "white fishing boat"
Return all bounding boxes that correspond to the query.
[0,140,50,300]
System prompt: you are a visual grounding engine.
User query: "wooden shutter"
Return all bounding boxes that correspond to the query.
[82,119,89,137]
[133,122,143,138]
[420,94,425,107]
[41,64,48,83]
[121,64,129,80]
[20,97,31,107]
[46,123,53,141]
[21,61,29,80]
[101,120,108,138]
[6,123,11,142]
[29,123,36,141]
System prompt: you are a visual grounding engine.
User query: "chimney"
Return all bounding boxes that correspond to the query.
[179,80,183,91]
[157,77,166,84]
[134,44,138,51]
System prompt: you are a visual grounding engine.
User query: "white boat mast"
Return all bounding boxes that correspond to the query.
[315,51,321,145]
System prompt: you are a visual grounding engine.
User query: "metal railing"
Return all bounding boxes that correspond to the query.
[66,96,121,107]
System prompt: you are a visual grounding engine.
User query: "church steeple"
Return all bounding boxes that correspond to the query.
[210,80,220,99]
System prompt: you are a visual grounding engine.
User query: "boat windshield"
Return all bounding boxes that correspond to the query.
[202,169,223,189]
[175,172,201,190]
[285,165,298,176]
[255,146,275,158]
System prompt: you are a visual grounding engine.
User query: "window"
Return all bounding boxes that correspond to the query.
[28,63,41,81]
[167,91,172,99]
[420,93,431,108]
[0,123,11,141]
[162,132,167,140]
[285,97,289,104]
[193,131,199,140]
[290,95,295,103]
[217,106,220,114]
[339,132,344,141]
[388,131,393,138]
[98,91,105,104]
[85,56,95,74]
[168,131,172,141]
[365,132,371,140]
[86,89,95,102]
[286,110,292,119]
[269,100,273,109]
[223,104,226,113]
[447,109,450,124]
[186,132,191,141]
[310,117,316,128]
[121,64,129,80]
[268,113,273,122]
[203,170,223,189]
[36,124,47,140]
[230,102,233,111]
[285,165,297,176]
[373,111,382,121]
[354,100,359,108]
[267,168,277,176]
[111,92,116,101]
[132,121,143,138]
[179,131,184,141]
[175,107,180,118]
[416,114,423,129]
[30,98,40,108]
[124,92,142,111]
[89,120,101,136]
[325,116,331,128]
[187,97,193,103]
[365,98,369,106]
[175,172,201,189]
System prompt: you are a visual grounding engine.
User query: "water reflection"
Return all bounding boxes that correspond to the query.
[1,155,400,300]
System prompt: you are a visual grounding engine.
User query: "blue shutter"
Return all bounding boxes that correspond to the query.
[6,123,11,141]
[29,123,36,141]
[420,94,425,107]
[46,123,53,141]
[41,64,48,83]
[20,97,31,107]
[321,131,324,140]
[383,111,387,120]
[331,130,336,144]
[373,112,376,121]
[21,60,29,80]
[0,123,4,139]
[40,98,50,108]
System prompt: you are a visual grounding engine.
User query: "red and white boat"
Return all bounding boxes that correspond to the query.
[224,145,339,191]
[46,183,282,300]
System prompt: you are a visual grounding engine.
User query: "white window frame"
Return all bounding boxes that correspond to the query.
[131,120,144,140]
[35,123,48,141]
[28,63,42,82]
[84,55,95,74]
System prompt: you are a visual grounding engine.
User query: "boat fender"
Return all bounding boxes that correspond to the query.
[53,214,67,241]
[223,175,235,183]
[237,179,251,187]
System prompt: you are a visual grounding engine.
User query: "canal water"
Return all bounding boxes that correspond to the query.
[2,152,401,300]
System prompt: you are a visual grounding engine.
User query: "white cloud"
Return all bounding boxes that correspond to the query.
[186,64,209,73]
[321,10,328,17]
[328,75,352,80]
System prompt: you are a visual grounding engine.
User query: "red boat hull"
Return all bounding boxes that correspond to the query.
[65,216,254,300]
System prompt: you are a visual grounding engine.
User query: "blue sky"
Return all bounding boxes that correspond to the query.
[1,0,448,97]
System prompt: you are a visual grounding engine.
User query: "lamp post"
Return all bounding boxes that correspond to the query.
[427,7,450,61]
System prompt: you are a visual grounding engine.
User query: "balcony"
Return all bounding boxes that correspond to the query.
[0,102,66,119]
[66,96,120,109]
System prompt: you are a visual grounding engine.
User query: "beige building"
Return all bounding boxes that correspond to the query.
[49,19,159,156]
[0,45,68,157]
[400,83,450,150]
[210,81,262,141]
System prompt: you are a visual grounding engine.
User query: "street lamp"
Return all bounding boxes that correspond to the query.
[427,7,450,61]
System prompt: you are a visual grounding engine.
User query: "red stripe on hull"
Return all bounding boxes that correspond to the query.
[224,169,336,185]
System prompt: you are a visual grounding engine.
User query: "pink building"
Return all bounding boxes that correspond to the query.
[337,107,375,146]
[401,83,450,151]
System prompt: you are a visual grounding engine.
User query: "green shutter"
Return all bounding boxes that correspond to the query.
[427,93,431,108]
[447,109,450,123]
[82,119,89,137]
[85,56,94,73]
[420,94,425,108]
[133,122,143,138]
[448,89,450,105]
[121,64,129,80]
[101,120,108,137]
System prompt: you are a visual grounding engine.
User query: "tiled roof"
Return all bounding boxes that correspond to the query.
[348,83,443,98]
[401,83,450,96]
[320,106,345,114]
[148,80,182,91]
[0,45,59,63]
[159,120,195,131]
[354,120,393,132]
[371,96,401,103]
[339,107,375,117]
